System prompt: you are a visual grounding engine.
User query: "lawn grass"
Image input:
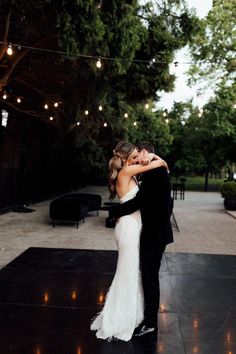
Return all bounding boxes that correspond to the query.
[172,176,225,192]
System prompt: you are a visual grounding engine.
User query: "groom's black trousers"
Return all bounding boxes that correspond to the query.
[140,228,166,328]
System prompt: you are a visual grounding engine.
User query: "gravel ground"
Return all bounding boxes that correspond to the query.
[0,186,235,269]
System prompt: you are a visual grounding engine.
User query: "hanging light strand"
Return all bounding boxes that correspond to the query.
[0,41,197,65]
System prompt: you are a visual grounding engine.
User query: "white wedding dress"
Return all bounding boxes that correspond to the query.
[90,185,144,341]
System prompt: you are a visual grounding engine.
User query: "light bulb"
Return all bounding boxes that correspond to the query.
[96,58,102,68]
[54,102,58,107]
[133,121,137,126]
[124,113,128,118]
[49,116,54,121]
[163,112,167,117]
[17,98,21,103]
[104,122,107,127]
[85,110,89,115]
[234,103,236,109]
[3,94,7,100]
[98,105,103,111]
[145,103,149,109]
[7,45,13,56]
[76,122,80,126]
[165,119,169,124]
[44,104,48,110]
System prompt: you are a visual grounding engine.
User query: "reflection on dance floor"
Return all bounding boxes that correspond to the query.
[0,248,235,353]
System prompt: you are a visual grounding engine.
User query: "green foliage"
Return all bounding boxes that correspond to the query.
[0,0,200,185]
[122,103,173,156]
[52,0,198,179]
[166,82,236,180]
[188,0,236,85]
[220,182,236,199]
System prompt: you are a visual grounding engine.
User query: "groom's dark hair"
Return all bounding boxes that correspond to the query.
[137,141,155,153]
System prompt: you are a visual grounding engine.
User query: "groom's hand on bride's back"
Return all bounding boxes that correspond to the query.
[110,205,121,220]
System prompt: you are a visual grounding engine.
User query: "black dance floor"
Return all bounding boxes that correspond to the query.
[0,247,235,354]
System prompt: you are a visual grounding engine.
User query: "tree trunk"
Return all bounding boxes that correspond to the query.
[204,169,209,191]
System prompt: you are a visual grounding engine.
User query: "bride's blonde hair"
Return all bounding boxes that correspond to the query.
[108,141,136,200]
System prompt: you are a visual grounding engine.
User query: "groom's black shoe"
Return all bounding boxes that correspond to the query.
[133,325,158,338]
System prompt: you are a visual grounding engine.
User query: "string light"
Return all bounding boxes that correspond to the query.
[233,103,236,109]
[0,41,198,65]
[7,44,13,56]
[96,58,102,68]
[198,109,203,117]
[2,89,210,131]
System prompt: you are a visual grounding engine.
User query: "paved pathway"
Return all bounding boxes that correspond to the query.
[0,187,235,269]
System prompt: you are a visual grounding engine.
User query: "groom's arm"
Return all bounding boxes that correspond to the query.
[112,191,141,218]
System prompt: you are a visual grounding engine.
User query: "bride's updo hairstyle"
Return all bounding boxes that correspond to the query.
[108,141,136,200]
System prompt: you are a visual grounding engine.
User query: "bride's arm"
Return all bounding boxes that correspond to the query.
[121,156,168,178]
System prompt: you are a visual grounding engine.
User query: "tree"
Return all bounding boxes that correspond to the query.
[0,0,200,205]
[54,0,199,176]
[188,0,236,87]
[166,84,236,190]
[123,102,173,155]
[198,82,236,189]
[0,0,78,126]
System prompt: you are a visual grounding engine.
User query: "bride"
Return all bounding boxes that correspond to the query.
[90,141,167,342]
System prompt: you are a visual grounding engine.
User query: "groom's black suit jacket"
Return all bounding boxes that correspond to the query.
[115,166,174,246]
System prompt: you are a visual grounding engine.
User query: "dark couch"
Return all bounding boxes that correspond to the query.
[66,193,102,215]
[49,193,102,228]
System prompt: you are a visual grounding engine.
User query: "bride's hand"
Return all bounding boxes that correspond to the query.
[160,159,170,173]
[143,154,170,172]
[142,153,156,165]
[143,153,163,164]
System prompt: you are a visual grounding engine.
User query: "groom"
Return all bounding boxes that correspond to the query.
[113,141,173,338]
